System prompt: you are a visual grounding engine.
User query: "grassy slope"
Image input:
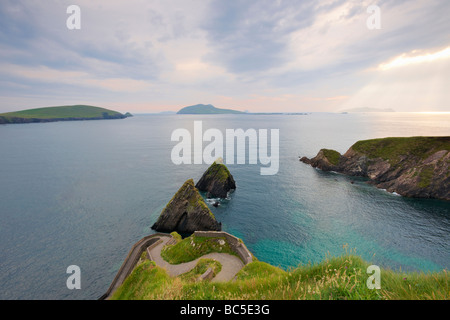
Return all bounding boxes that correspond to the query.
[111,254,448,300]
[0,105,123,120]
[111,233,449,300]
[160,233,237,264]
[321,149,341,166]
[351,137,450,163]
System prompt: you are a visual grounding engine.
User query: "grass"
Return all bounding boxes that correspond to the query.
[351,137,450,163]
[204,161,233,183]
[170,231,183,243]
[110,260,173,300]
[160,233,238,264]
[418,166,435,188]
[0,105,124,121]
[179,258,222,282]
[321,149,341,166]
[163,179,216,220]
[111,253,449,300]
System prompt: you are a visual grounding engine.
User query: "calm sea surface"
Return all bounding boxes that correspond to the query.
[0,112,449,299]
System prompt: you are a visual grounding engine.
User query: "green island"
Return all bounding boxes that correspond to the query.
[176,103,307,115]
[110,232,448,300]
[0,105,131,124]
[177,104,245,115]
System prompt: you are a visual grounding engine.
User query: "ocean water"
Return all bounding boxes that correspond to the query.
[0,112,449,300]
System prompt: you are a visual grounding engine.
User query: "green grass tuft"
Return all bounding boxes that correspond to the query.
[161,234,238,264]
[321,149,341,166]
[179,258,222,282]
[204,162,232,183]
[170,231,183,243]
[418,166,435,188]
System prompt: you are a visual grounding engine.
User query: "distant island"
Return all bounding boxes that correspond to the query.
[0,105,132,124]
[300,136,450,201]
[177,104,307,115]
[340,107,395,113]
[177,104,245,115]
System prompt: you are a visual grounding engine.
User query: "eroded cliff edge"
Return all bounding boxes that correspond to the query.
[300,137,450,201]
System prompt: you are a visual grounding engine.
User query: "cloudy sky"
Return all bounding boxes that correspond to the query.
[0,0,449,113]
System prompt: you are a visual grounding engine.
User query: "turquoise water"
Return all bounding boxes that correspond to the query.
[0,112,449,299]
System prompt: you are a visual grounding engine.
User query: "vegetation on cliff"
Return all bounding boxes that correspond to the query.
[151,179,221,234]
[0,105,129,124]
[195,159,236,198]
[351,137,450,163]
[111,245,448,300]
[160,232,237,264]
[321,149,341,166]
[301,136,450,201]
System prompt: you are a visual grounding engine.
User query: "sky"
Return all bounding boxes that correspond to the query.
[0,0,449,114]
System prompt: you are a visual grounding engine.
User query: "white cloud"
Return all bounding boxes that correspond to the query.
[340,53,450,112]
[0,63,152,93]
[378,47,450,70]
[0,0,449,112]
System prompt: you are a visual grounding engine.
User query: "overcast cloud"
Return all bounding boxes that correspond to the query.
[0,0,449,113]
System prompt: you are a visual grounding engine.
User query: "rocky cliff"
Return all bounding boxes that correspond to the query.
[195,159,236,198]
[151,179,222,234]
[300,137,450,201]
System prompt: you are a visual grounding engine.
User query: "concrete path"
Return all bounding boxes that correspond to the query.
[148,236,244,282]
[100,234,165,300]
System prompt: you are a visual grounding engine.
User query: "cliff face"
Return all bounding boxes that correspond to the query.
[151,179,221,234]
[195,159,236,198]
[300,137,450,201]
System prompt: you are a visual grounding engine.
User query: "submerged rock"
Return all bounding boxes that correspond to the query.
[300,137,450,201]
[196,158,236,198]
[151,179,221,234]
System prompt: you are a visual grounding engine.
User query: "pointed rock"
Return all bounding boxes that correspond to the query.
[195,158,236,198]
[151,179,221,234]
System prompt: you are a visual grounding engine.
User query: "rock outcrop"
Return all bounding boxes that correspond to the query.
[300,137,450,201]
[195,158,236,198]
[151,179,221,234]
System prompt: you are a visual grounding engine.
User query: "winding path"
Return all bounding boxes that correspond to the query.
[148,236,244,282]
[100,232,248,299]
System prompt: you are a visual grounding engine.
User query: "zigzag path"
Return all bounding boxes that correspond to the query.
[101,233,246,299]
[148,235,244,282]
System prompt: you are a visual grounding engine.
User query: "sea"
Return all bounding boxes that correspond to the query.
[0,112,449,300]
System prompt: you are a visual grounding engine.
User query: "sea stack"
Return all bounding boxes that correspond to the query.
[195,158,236,198]
[151,179,221,234]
